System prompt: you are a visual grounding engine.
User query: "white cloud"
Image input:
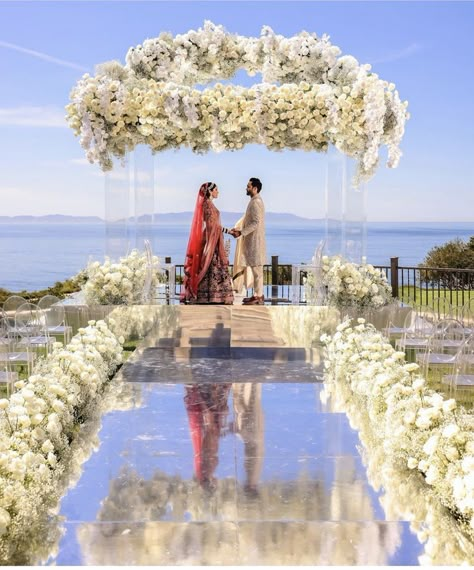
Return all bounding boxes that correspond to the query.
[371,43,422,64]
[0,106,68,128]
[0,40,89,72]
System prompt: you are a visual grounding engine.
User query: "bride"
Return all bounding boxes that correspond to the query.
[180,182,234,305]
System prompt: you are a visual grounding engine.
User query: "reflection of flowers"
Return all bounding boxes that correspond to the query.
[319,256,392,310]
[106,305,179,342]
[269,305,340,348]
[321,318,474,561]
[0,320,123,564]
[66,21,408,184]
[83,250,161,306]
[75,461,399,565]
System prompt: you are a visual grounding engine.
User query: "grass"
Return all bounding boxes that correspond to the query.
[399,286,474,312]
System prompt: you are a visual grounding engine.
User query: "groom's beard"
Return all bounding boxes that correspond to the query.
[246,190,252,196]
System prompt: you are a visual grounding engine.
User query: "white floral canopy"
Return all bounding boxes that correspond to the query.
[67,21,409,184]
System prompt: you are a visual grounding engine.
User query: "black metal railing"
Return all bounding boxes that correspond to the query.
[168,255,474,308]
[374,257,474,311]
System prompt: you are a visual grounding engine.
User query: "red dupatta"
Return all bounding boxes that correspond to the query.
[181,182,221,302]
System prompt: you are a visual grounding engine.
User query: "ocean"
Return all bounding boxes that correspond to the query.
[1,221,473,291]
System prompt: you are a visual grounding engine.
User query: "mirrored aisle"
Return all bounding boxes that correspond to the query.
[43,307,441,565]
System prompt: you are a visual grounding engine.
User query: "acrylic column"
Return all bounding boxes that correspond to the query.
[104,147,155,259]
[104,156,131,260]
[132,145,155,252]
[325,147,367,263]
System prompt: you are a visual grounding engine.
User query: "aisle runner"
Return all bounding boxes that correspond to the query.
[49,306,422,565]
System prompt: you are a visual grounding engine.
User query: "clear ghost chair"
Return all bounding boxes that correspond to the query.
[443,333,474,394]
[415,304,438,334]
[461,299,474,334]
[395,310,430,354]
[15,302,55,356]
[0,312,36,378]
[38,295,72,344]
[383,306,415,341]
[416,319,466,380]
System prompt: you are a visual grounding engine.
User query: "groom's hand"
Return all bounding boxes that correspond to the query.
[230,229,241,238]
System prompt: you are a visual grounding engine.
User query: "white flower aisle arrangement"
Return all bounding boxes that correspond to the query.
[321,319,474,552]
[66,21,409,184]
[0,320,124,563]
[83,249,160,305]
[319,255,392,310]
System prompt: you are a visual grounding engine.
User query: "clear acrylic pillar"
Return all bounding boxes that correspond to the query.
[342,165,367,264]
[324,146,344,257]
[133,145,155,252]
[325,147,367,263]
[105,156,131,260]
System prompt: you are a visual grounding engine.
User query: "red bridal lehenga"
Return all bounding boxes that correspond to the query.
[180,185,234,305]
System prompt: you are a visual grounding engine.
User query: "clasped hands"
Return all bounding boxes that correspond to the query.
[228,228,241,238]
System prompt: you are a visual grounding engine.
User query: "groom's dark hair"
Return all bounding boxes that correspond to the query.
[250,178,262,193]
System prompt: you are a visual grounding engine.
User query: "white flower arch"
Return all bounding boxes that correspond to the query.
[66,21,409,183]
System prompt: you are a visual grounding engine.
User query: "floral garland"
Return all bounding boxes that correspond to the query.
[316,255,392,309]
[321,319,474,550]
[66,21,409,184]
[0,320,124,561]
[83,249,161,305]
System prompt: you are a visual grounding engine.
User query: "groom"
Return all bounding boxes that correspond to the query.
[230,178,266,305]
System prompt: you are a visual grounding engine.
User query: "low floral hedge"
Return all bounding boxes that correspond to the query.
[0,320,124,562]
[321,319,474,563]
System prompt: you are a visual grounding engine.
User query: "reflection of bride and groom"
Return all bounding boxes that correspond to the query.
[180,177,266,306]
[184,382,264,494]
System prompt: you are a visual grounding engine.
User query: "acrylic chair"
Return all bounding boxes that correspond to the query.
[416,319,466,381]
[395,310,431,354]
[461,299,474,334]
[14,302,55,356]
[0,312,36,378]
[442,333,474,394]
[38,295,72,344]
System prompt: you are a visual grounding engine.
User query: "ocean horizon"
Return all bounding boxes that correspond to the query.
[1,220,473,292]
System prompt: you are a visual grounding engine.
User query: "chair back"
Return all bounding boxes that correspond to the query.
[38,294,61,311]
[432,296,453,319]
[429,318,465,354]
[3,295,27,328]
[461,299,474,327]
[15,303,46,338]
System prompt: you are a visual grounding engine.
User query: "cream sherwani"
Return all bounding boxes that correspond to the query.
[238,194,266,296]
[241,194,266,266]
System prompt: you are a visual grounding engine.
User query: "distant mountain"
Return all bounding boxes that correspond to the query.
[0,212,323,225]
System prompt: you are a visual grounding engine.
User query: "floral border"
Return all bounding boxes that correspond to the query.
[321,318,474,562]
[0,320,124,561]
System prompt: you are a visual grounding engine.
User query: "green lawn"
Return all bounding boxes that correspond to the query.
[399,286,474,312]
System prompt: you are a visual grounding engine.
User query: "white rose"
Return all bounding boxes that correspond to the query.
[47,452,57,467]
[442,424,460,439]
[41,439,54,454]
[407,457,418,469]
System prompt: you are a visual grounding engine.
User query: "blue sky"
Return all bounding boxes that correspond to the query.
[0,0,473,221]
